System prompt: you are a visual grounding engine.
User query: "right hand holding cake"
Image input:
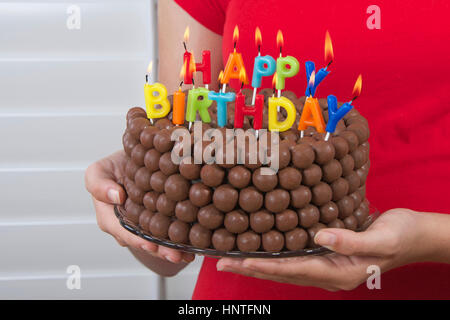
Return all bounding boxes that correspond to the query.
[85,151,195,273]
[217,209,450,291]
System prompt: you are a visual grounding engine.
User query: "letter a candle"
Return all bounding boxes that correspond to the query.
[298,72,326,137]
[222,26,249,93]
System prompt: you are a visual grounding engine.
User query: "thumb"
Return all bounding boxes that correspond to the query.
[314,227,394,257]
[85,162,126,205]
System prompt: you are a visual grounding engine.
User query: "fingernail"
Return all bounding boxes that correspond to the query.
[107,189,120,204]
[165,255,177,264]
[315,231,337,248]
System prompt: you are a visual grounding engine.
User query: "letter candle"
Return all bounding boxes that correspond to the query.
[186,87,213,130]
[325,74,362,141]
[275,30,299,111]
[251,27,276,105]
[298,72,326,137]
[173,67,186,126]
[305,31,334,96]
[208,71,236,127]
[221,26,249,93]
[144,61,171,124]
[182,27,211,88]
[235,69,263,136]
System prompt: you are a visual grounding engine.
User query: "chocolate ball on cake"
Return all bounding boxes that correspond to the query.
[278,167,302,190]
[189,182,212,207]
[156,193,176,216]
[124,198,143,224]
[164,174,190,201]
[347,122,370,144]
[290,185,312,209]
[123,132,138,156]
[330,177,349,201]
[140,126,158,148]
[144,149,161,173]
[302,164,322,186]
[149,213,171,239]
[168,220,190,244]
[200,164,225,187]
[340,154,355,176]
[331,136,349,160]
[126,181,145,204]
[285,228,308,251]
[213,184,238,212]
[239,187,263,212]
[265,189,290,213]
[319,201,339,223]
[275,209,298,232]
[343,215,358,231]
[155,118,173,130]
[340,131,359,152]
[278,140,292,169]
[237,231,261,252]
[262,230,285,252]
[345,171,361,194]
[189,223,212,248]
[337,196,355,219]
[175,200,198,223]
[311,182,333,206]
[298,204,320,228]
[128,117,150,140]
[228,166,251,189]
[153,129,174,153]
[198,204,224,230]
[150,171,168,193]
[159,152,179,175]
[322,159,343,183]
[131,144,147,167]
[252,168,278,192]
[212,228,236,251]
[143,191,159,212]
[250,210,274,233]
[224,210,249,234]
[349,191,363,209]
[125,160,141,180]
[179,157,201,180]
[127,107,146,122]
[134,167,152,191]
[312,140,335,165]
[354,205,370,228]
[138,209,154,232]
[351,147,368,169]
[328,219,345,229]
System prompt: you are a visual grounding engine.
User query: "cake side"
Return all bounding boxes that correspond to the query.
[120,89,370,252]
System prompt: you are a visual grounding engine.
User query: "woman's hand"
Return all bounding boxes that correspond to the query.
[85,150,194,267]
[217,209,429,291]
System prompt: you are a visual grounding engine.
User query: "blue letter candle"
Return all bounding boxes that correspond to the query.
[208,91,236,127]
[251,55,276,88]
[326,95,353,134]
[305,61,330,96]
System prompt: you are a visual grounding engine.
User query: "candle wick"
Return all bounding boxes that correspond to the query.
[179,81,183,88]
[234,42,237,50]
[350,96,358,103]
[258,45,261,54]
[192,78,195,87]
[183,42,187,51]
[326,60,333,69]
[146,74,148,83]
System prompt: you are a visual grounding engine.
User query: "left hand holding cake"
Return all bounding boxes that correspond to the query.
[85,151,195,270]
[216,209,450,291]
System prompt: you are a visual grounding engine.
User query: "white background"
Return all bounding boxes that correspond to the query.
[0,0,201,299]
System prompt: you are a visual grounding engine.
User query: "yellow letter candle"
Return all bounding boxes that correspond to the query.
[268,96,296,132]
[144,61,170,123]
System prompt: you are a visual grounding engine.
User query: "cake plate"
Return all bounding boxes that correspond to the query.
[114,204,379,258]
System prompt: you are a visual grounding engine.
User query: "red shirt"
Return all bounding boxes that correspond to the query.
[175,0,450,299]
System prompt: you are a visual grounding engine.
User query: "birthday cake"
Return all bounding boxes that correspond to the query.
[120,88,371,253]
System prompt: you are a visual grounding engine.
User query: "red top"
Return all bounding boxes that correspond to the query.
[175,0,450,299]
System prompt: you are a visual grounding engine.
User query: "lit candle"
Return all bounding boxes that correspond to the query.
[298,71,326,136]
[268,96,297,132]
[186,87,213,130]
[221,26,249,93]
[235,69,263,132]
[144,61,171,124]
[251,27,276,105]
[182,27,211,88]
[305,30,334,96]
[325,74,362,141]
[275,30,300,96]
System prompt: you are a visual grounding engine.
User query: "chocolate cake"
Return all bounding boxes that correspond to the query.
[120,89,370,253]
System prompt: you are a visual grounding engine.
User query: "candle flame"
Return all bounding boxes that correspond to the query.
[184,26,190,44]
[239,68,247,84]
[276,30,284,52]
[309,71,316,88]
[255,27,262,50]
[352,74,363,97]
[272,72,277,89]
[325,30,334,64]
[233,25,239,45]
[218,70,224,83]
[147,61,153,76]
